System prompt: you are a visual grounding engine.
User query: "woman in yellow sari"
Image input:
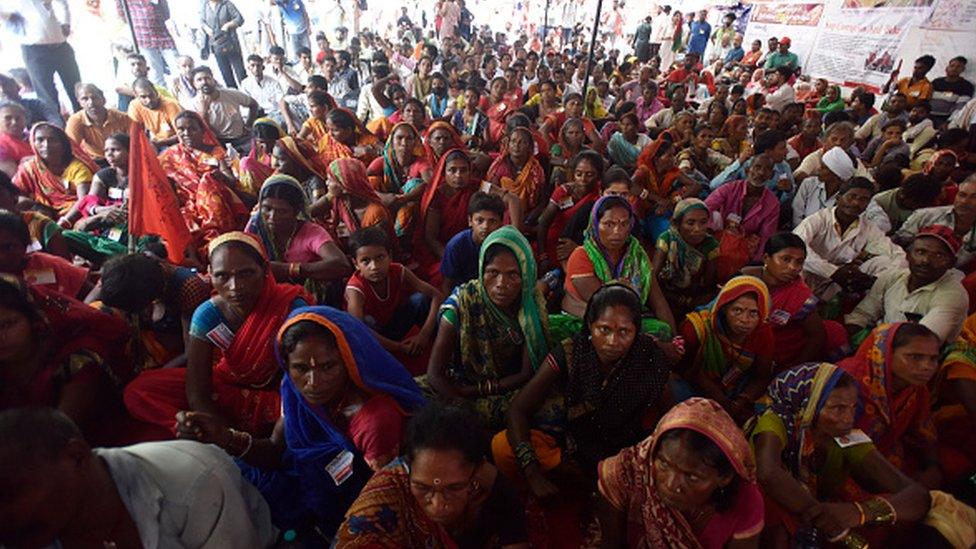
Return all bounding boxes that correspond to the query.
[316,108,380,168]
[13,123,97,225]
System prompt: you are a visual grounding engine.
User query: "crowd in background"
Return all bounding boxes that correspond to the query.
[3,0,976,547]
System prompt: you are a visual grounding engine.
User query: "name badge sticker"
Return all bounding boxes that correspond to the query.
[325,450,355,485]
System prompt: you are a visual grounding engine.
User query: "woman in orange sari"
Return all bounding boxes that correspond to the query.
[124,232,312,436]
[484,77,521,150]
[935,313,976,483]
[158,111,249,245]
[413,149,479,284]
[270,136,331,219]
[326,157,394,250]
[838,322,942,486]
[317,108,381,168]
[13,123,97,225]
[633,137,692,240]
[486,126,547,221]
[367,122,431,237]
[598,398,764,548]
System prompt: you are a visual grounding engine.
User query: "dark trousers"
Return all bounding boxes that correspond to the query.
[214,49,247,88]
[21,41,82,114]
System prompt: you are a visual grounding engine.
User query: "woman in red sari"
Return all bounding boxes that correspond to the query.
[413,149,479,284]
[0,102,32,177]
[13,123,97,225]
[0,274,133,443]
[367,122,431,238]
[838,322,943,486]
[484,77,521,150]
[124,232,312,436]
[318,108,381,168]
[238,118,284,196]
[536,150,604,268]
[633,137,697,240]
[157,111,249,246]
[741,233,848,369]
[423,120,467,169]
[539,92,604,153]
[486,126,547,221]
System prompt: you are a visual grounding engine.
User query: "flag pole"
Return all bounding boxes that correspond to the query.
[543,0,551,46]
[119,0,141,54]
[581,0,605,100]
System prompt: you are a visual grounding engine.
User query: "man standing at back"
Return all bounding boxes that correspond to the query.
[687,10,711,58]
[119,0,179,87]
[0,0,83,114]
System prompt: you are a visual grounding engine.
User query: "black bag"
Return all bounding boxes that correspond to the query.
[211,30,239,56]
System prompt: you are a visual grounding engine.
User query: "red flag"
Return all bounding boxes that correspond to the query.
[128,121,192,264]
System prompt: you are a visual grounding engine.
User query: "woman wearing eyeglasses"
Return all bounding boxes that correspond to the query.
[335,403,529,548]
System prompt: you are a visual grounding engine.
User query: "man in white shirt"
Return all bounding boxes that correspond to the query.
[267,46,305,94]
[794,121,874,182]
[895,177,976,268]
[764,66,796,113]
[794,178,907,300]
[846,224,969,343]
[0,408,277,549]
[792,146,854,227]
[240,54,286,123]
[191,66,259,148]
[0,0,82,113]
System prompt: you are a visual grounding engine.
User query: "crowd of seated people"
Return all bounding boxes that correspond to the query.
[3,1,976,547]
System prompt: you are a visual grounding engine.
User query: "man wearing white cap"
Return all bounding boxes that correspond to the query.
[791,146,855,227]
[794,177,907,300]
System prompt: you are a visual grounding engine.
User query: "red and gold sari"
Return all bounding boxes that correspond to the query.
[413,149,478,282]
[838,323,936,472]
[157,113,247,244]
[328,157,394,247]
[12,123,97,216]
[123,232,312,436]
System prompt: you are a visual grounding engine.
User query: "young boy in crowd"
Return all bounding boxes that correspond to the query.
[346,226,444,356]
[439,191,505,293]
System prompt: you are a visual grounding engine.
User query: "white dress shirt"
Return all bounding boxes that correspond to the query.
[794,207,907,297]
[846,268,969,343]
[93,441,277,549]
[239,75,284,117]
[2,0,69,46]
[791,176,838,227]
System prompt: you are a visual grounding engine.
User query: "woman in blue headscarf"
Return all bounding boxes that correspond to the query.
[176,305,426,541]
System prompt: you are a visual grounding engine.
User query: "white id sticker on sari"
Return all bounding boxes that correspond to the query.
[27,240,43,253]
[834,429,872,448]
[557,196,574,210]
[108,187,124,200]
[768,309,791,326]
[326,450,355,485]
[206,323,235,351]
[24,268,56,286]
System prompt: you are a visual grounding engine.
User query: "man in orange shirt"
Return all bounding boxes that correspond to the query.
[65,84,130,164]
[884,54,935,107]
[127,77,181,148]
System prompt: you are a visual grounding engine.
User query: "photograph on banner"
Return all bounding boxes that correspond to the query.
[742,2,822,70]
[806,4,932,90]
[842,0,935,8]
[921,0,976,31]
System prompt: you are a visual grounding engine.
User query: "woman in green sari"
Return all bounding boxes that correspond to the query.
[426,225,550,429]
[554,195,675,341]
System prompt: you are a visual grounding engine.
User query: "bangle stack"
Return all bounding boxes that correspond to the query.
[478,380,497,397]
[862,496,897,525]
[288,262,301,280]
[228,428,254,458]
[514,441,538,471]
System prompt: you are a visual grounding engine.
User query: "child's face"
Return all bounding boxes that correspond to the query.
[469,211,502,244]
[354,244,391,283]
[883,125,903,142]
[310,103,327,119]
